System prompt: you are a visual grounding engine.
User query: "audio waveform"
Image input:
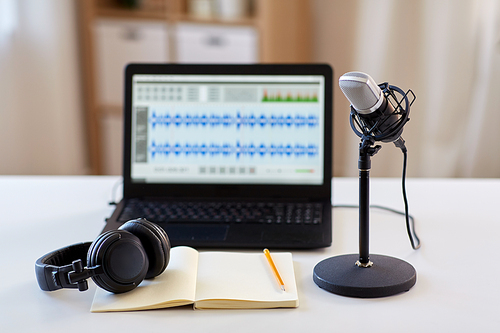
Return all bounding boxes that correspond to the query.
[150,141,319,159]
[150,112,319,129]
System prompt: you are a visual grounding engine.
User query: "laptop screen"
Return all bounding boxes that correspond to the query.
[129,73,326,186]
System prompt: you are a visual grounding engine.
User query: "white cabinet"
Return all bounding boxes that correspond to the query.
[175,23,258,63]
[93,19,169,105]
[93,19,169,174]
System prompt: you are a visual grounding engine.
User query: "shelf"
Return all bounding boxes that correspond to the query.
[79,0,312,175]
[172,13,257,26]
[95,7,169,21]
[94,5,256,26]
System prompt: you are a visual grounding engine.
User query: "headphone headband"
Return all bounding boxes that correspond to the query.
[35,242,92,291]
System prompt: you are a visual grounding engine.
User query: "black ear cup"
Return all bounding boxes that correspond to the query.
[119,218,171,279]
[87,229,149,293]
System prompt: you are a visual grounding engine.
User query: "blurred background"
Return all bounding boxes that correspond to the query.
[1,0,499,178]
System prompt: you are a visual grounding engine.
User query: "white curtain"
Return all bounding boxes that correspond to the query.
[339,0,500,177]
[0,0,87,175]
[313,0,500,178]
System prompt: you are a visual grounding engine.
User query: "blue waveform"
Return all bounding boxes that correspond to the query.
[150,112,319,129]
[150,141,319,159]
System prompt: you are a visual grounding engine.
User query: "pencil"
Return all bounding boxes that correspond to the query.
[263,248,286,291]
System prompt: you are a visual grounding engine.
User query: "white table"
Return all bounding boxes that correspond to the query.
[0,176,498,332]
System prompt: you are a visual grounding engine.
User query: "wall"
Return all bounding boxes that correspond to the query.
[311,0,358,176]
[0,0,88,175]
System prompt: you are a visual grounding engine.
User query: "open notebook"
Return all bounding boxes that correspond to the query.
[91,246,298,312]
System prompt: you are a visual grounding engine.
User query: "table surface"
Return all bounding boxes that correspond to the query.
[1,176,498,332]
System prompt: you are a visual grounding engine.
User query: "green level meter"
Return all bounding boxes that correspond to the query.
[262,96,318,102]
[296,169,314,173]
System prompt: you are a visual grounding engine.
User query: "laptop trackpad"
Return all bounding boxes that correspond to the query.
[162,224,229,242]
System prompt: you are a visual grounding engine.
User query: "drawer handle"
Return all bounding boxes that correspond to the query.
[122,28,142,41]
[204,35,226,47]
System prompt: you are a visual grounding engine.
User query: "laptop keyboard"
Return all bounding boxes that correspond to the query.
[118,199,323,225]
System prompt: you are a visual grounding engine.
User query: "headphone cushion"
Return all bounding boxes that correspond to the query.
[88,230,149,293]
[119,219,171,279]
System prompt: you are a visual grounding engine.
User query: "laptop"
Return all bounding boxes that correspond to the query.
[103,64,333,249]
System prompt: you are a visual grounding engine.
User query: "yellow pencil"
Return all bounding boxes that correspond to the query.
[263,248,286,291]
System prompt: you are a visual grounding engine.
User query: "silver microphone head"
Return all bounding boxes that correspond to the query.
[339,72,384,114]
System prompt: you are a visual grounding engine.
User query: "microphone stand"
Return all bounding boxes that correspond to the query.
[313,136,417,298]
[357,137,380,267]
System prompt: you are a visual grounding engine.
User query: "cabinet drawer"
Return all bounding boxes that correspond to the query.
[175,23,258,63]
[93,19,169,105]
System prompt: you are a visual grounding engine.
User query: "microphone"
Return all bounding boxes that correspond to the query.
[312,71,419,298]
[339,72,413,146]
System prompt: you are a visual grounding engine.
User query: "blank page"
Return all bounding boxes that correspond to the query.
[194,251,298,308]
[91,246,199,312]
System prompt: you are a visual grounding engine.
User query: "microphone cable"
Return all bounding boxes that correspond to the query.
[400,147,421,250]
[108,178,123,206]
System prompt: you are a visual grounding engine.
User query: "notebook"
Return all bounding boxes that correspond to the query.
[91,246,298,312]
[103,64,333,249]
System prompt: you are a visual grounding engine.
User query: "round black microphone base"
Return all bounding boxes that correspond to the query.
[313,254,416,298]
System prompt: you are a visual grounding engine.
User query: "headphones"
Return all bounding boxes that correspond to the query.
[35,218,171,294]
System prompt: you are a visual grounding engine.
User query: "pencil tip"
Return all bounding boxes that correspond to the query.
[281,286,286,291]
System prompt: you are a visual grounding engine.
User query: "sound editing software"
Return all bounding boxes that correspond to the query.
[130,74,325,185]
